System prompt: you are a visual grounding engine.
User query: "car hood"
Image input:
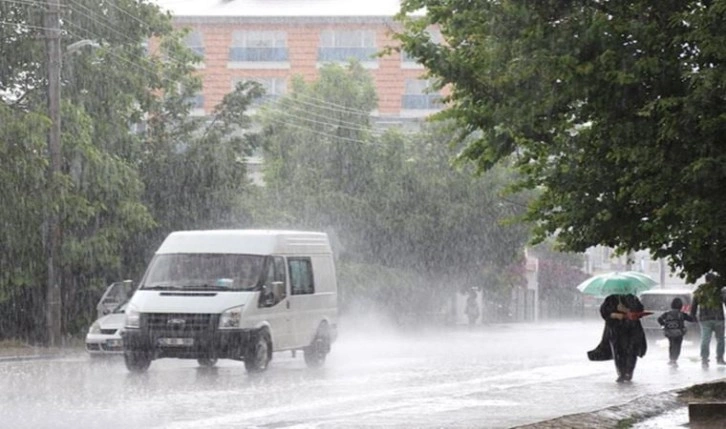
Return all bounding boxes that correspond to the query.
[97,312,126,330]
[128,290,255,314]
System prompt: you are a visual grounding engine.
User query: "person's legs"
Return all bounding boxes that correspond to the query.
[623,353,637,380]
[670,336,683,363]
[610,340,625,381]
[715,321,725,363]
[700,321,715,363]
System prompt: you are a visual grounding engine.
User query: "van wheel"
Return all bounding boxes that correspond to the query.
[244,329,271,373]
[197,357,218,367]
[124,350,152,373]
[304,325,330,368]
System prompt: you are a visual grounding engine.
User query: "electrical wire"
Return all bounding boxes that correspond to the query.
[65,0,191,70]
[0,0,42,9]
[64,24,187,89]
[0,20,51,32]
[263,114,384,146]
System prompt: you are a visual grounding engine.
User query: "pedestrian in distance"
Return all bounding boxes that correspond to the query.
[657,297,695,366]
[587,293,648,383]
[690,273,726,367]
[465,288,480,326]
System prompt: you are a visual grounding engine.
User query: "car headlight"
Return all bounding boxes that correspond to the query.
[125,304,141,329]
[89,321,101,334]
[219,305,244,329]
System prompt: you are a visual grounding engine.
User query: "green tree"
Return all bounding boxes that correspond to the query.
[257,62,379,256]
[138,80,264,259]
[256,63,531,321]
[0,0,261,340]
[396,0,726,282]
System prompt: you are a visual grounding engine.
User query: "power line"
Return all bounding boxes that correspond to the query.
[268,99,381,134]
[0,20,52,32]
[290,91,378,115]
[65,0,192,70]
[263,114,384,147]
[64,24,187,89]
[0,0,52,8]
[262,106,381,137]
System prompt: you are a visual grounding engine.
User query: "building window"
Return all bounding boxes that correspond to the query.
[186,94,204,109]
[182,91,204,116]
[233,77,286,104]
[184,30,205,58]
[401,28,441,68]
[318,29,377,62]
[288,258,314,295]
[402,79,442,110]
[229,31,288,62]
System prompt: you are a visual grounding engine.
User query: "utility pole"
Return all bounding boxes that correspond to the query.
[45,0,62,347]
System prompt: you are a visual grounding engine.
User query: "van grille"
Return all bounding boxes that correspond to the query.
[143,313,215,333]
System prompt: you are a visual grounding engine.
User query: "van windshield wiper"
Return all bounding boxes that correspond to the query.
[142,284,181,290]
[184,283,232,291]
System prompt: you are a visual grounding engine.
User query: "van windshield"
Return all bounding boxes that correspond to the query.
[141,253,265,291]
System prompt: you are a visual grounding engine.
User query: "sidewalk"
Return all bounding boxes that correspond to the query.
[0,341,69,362]
[512,390,683,428]
[512,380,726,429]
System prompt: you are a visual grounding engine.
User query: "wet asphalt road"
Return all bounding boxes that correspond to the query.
[2,319,725,429]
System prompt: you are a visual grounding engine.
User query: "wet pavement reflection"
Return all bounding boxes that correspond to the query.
[1,320,724,428]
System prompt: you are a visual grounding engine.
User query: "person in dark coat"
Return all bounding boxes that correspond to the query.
[588,293,648,383]
[657,297,695,366]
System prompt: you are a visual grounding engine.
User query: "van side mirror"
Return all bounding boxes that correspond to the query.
[261,284,276,307]
[271,281,284,299]
[260,281,285,307]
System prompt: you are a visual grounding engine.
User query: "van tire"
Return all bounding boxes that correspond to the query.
[304,324,330,368]
[197,357,218,367]
[244,329,271,373]
[124,350,152,372]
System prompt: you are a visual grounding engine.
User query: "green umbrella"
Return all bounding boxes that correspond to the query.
[577,271,658,297]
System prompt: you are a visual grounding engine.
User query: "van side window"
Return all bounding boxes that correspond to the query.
[288,257,314,295]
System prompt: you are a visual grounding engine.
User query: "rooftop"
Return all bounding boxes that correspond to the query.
[153,0,406,18]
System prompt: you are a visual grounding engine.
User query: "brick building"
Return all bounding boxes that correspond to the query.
[155,0,442,122]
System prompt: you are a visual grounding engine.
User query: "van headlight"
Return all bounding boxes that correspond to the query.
[125,304,141,329]
[219,305,244,329]
[89,321,101,334]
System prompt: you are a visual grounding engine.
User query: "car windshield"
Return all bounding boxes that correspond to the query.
[641,294,691,310]
[113,302,128,314]
[141,253,265,291]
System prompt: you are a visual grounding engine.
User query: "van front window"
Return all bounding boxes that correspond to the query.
[141,254,264,291]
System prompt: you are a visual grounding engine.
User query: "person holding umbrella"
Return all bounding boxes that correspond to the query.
[582,272,653,383]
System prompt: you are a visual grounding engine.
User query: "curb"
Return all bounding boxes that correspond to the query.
[0,347,82,363]
[0,354,62,362]
[511,389,686,429]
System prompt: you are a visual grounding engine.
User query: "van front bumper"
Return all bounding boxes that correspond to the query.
[122,326,252,360]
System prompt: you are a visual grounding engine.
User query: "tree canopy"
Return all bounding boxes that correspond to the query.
[396,0,726,282]
[255,62,532,320]
[0,0,261,340]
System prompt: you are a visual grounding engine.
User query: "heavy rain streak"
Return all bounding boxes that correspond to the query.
[2,0,726,428]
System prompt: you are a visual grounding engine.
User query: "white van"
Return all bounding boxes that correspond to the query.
[121,230,338,373]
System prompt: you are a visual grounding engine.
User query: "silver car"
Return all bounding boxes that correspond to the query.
[639,289,699,341]
[85,302,126,356]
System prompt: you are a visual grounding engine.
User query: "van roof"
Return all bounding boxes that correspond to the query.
[156,230,332,255]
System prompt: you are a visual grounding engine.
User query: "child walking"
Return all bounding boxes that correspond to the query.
[657,298,695,366]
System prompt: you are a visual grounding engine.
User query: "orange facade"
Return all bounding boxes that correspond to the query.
[171,16,440,120]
